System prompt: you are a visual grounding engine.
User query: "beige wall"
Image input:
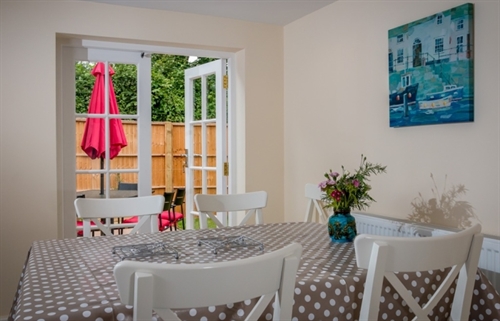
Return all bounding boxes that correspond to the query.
[0,1,284,315]
[2,0,499,317]
[284,1,500,233]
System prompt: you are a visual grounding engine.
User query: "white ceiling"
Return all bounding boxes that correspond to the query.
[81,0,337,26]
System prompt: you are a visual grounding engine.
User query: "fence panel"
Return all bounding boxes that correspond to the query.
[76,120,217,195]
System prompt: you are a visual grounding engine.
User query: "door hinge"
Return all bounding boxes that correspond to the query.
[224,162,229,176]
[223,75,228,89]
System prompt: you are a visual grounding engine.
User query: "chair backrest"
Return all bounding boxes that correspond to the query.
[114,242,302,321]
[118,182,138,190]
[163,192,175,211]
[194,191,268,228]
[74,195,164,237]
[304,183,329,223]
[172,188,185,207]
[354,224,483,321]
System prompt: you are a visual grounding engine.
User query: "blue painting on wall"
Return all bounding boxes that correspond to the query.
[388,3,474,128]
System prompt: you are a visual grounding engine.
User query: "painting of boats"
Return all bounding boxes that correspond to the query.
[419,95,453,110]
[388,3,474,128]
[389,83,419,107]
[424,85,463,101]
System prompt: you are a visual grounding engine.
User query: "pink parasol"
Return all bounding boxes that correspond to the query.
[80,62,127,194]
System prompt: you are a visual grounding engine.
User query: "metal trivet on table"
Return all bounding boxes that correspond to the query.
[112,242,179,260]
[197,235,264,254]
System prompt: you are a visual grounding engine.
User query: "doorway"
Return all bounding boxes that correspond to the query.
[58,38,239,238]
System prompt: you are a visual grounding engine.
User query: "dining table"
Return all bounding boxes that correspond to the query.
[8,222,500,321]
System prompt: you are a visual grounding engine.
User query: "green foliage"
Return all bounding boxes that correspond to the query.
[75,62,94,114]
[319,155,387,212]
[74,55,217,122]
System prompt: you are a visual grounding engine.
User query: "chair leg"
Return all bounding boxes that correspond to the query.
[169,209,173,231]
[180,204,185,230]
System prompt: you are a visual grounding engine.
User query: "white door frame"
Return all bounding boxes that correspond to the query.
[57,39,241,238]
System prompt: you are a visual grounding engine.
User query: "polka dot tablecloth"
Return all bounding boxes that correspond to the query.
[8,222,500,321]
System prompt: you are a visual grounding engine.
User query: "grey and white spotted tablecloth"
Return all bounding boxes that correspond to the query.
[8,222,500,321]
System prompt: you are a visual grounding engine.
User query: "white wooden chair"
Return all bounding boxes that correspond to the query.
[304,183,329,223]
[354,223,483,321]
[114,242,303,321]
[74,195,164,237]
[194,191,267,229]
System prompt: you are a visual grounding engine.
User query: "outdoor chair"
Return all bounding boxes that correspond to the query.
[304,183,330,223]
[158,192,181,231]
[74,195,164,237]
[194,191,267,229]
[117,182,138,191]
[354,223,483,321]
[114,242,303,321]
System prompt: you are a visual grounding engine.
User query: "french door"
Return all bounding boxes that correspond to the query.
[184,59,228,229]
[61,40,238,236]
[61,45,152,237]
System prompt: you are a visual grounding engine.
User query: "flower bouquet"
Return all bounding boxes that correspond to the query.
[319,155,386,242]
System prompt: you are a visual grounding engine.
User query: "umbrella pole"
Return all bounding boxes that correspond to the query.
[100,157,104,195]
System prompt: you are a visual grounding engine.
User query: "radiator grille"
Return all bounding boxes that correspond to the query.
[352,212,500,291]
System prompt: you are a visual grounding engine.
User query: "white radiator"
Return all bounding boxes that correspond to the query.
[352,212,500,291]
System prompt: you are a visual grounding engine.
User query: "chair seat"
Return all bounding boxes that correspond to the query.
[159,210,184,231]
[159,211,183,222]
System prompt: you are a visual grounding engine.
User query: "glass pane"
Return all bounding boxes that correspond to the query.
[76,173,110,198]
[115,172,138,191]
[207,123,217,168]
[152,123,166,196]
[207,168,217,195]
[76,172,139,199]
[193,77,202,121]
[193,124,202,164]
[206,73,216,120]
[111,120,137,171]
[76,119,137,171]
[193,168,203,198]
[113,63,138,115]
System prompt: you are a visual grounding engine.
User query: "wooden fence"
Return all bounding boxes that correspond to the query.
[76,119,217,196]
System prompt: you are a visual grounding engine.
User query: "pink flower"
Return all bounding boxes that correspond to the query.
[353,179,360,188]
[330,190,343,201]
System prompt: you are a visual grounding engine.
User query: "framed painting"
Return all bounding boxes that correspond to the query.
[388,3,474,128]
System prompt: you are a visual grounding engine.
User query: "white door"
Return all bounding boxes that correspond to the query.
[61,45,152,237]
[83,48,152,197]
[184,59,227,229]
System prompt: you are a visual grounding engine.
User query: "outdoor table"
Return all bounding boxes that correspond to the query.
[8,222,500,321]
[77,189,138,199]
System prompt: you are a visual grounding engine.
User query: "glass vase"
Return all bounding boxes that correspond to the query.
[327,210,357,243]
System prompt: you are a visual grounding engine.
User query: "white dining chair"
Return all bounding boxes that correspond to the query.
[304,183,330,223]
[354,223,483,321]
[74,195,164,237]
[194,191,268,228]
[114,242,303,321]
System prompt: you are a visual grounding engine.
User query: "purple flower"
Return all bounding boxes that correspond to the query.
[318,181,328,189]
[330,171,339,178]
[353,179,360,188]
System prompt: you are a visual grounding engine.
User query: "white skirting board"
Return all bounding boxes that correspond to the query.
[352,212,500,292]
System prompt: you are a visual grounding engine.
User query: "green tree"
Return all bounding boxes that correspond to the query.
[75,55,217,122]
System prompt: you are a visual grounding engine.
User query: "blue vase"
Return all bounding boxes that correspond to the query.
[328,211,357,243]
